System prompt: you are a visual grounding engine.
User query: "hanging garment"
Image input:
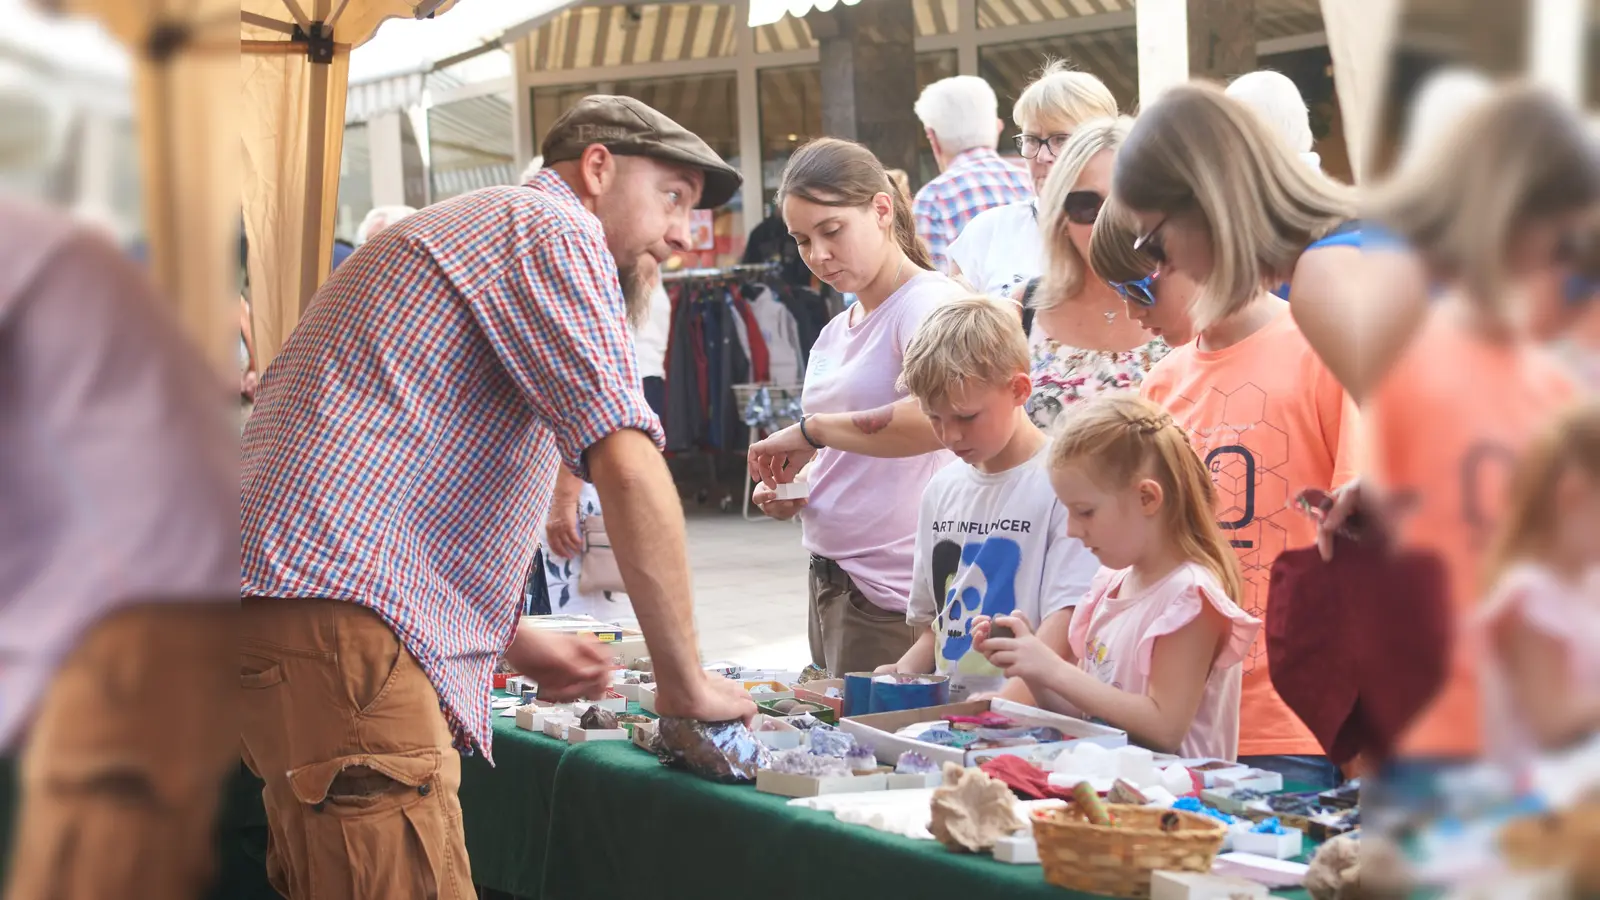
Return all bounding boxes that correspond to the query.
[664,285,704,452]
[750,285,804,385]
[732,292,771,383]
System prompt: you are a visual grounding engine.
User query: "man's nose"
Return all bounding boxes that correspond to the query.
[663,214,692,253]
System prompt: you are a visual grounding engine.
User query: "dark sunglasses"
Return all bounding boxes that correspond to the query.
[1112,273,1157,307]
[1014,132,1072,160]
[1133,214,1170,264]
[1062,191,1105,226]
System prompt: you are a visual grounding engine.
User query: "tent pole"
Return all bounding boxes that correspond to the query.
[241,11,298,35]
[301,58,329,316]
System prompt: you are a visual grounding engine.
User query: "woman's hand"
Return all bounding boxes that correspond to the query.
[545,499,584,560]
[751,482,807,521]
[748,423,816,488]
[1305,478,1416,561]
[974,614,1063,684]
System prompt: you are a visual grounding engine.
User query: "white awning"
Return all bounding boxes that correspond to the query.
[747,0,860,29]
[350,0,578,85]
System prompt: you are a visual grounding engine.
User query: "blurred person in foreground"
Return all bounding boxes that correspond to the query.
[0,197,238,899]
[1326,84,1594,778]
[240,96,755,898]
[911,75,1034,274]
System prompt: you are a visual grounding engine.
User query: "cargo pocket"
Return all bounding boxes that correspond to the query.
[289,750,468,900]
[846,590,906,624]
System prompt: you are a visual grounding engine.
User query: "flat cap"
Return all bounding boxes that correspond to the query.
[541,95,742,209]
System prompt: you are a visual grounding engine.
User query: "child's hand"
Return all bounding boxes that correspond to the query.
[874,662,900,674]
[978,615,1061,684]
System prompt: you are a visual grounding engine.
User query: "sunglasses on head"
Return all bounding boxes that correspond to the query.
[1062,191,1105,226]
[1112,273,1157,307]
[1133,214,1170,264]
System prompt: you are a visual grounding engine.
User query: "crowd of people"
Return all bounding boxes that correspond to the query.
[746,64,1600,801]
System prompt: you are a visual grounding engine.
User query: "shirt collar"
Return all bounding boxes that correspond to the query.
[528,167,585,207]
[948,146,1000,169]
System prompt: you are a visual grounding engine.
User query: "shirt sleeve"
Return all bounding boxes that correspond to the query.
[913,188,951,275]
[946,216,985,288]
[1315,362,1363,490]
[907,489,939,628]
[470,230,664,480]
[1038,500,1098,618]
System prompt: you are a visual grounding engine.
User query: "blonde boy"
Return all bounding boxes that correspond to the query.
[881,296,1099,700]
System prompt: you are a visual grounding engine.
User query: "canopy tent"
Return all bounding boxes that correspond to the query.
[1319,0,1400,184]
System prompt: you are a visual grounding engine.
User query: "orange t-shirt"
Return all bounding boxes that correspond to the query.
[1142,307,1361,756]
[1370,308,1578,759]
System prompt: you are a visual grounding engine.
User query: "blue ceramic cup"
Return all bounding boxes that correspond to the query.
[869,673,951,714]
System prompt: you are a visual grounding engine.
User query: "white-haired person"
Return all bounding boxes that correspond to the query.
[355,204,418,247]
[1225,70,1321,173]
[948,61,1118,303]
[912,75,1034,274]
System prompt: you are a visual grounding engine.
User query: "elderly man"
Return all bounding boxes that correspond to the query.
[240,96,755,898]
[911,75,1034,274]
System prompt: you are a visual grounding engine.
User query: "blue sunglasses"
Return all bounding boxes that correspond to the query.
[1112,274,1157,307]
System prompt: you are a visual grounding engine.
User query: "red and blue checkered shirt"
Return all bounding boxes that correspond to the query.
[912,147,1034,275]
[240,170,663,762]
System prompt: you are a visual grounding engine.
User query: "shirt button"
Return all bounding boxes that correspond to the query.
[418,783,432,797]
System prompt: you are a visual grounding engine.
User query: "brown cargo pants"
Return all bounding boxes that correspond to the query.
[238,597,473,900]
[807,555,918,677]
[4,603,237,900]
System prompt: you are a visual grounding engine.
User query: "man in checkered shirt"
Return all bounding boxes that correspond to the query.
[240,96,756,897]
[911,75,1035,274]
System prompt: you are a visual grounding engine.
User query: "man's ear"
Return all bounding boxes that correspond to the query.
[579,144,617,197]
[1137,478,1165,516]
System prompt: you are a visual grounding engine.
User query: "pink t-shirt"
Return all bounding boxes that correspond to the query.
[1480,563,1600,772]
[800,271,963,612]
[1068,562,1262,760]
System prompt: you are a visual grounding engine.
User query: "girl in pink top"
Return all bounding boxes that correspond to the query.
[1480,402,1600,773]
[975,395,1260,759]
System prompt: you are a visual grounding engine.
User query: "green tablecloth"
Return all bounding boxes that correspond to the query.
[3,701,1314,900]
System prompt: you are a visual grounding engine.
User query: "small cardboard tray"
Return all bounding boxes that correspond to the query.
[885,771,943,790]
[630,719,659,752]
[542,718,579,741]
[793,679,845,716]
[565,726,629,744]
[638,683,658,714]
[756,767,888,798]
[841,698,1126,768]
[743,680,796,702]
[752,715,804,751]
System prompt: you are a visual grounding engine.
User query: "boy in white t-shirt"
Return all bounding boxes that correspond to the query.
[879,295,1099,700]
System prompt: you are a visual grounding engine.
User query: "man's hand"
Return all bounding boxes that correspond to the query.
[652,670,757,725]
[751,482,806,521]
[545,500,584,560]
[973,614,1061,684]
[503,623,612,702]
[748,424,816,488]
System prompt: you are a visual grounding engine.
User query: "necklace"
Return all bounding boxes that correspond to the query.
[1103,309,1119,324]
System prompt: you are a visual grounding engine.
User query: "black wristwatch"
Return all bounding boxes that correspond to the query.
[798,415,825,450]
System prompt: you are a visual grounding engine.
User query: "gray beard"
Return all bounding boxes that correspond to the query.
[614,259,654,330]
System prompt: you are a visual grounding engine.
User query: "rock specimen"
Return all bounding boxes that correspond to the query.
[929,763,1023,853]
[807,726,857,758]
[578,706,618,731]
[895,751,937,775]
[768,748,850,778]
[654,718,770,783]
[845,746,879,772]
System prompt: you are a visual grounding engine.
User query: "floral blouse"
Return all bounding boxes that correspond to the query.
[1026,332,1171,432]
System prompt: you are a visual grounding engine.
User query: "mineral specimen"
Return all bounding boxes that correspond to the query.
[750,684,778,695]
[795,665,830,685]
[770,699,801,714]
[1108,779,1150,806]
[845,746,879,772]
[578,706,618,731]
[929,764,1023,852]
[788,715,825,730]
[654,718,770,783]
[617,714,651,725]
[895,752,937,775]
[807,726,857,758]
[768,748,850,778]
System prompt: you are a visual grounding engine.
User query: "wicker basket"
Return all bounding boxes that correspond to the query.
[1033,803,1228,899]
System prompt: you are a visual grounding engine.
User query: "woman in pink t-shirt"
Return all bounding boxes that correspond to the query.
[748,138,966,676]
[975,395,1260,759]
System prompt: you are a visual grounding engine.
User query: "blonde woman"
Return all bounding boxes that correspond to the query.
[1023,117,1170,432]
[947,61,1118,301]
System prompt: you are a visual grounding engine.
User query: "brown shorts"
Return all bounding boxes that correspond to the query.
[238,597,473,900]
[807,556,917,677]
[4,603,237,900]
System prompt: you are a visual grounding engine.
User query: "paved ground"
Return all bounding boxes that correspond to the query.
[683,511,813,670]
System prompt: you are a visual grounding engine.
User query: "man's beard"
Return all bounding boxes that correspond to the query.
[614,256,659,330]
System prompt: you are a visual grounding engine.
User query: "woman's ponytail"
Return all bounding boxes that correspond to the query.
[887,172,934,271]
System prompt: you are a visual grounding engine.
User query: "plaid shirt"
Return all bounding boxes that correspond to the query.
[912,147,1034,274]
[241,170,662,762]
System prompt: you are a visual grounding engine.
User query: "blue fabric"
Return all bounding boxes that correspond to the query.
[1238,754,1345,792]
[1275,221,1368,300]
[331,240,355,271]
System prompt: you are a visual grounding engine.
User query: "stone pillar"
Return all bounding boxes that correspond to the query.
[1187,0,1257,82]
[810,0,920,177]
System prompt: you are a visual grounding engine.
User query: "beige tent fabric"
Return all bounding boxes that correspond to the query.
[1320,0,1399,184]
[239,0,461,371]
[37,0,241,376]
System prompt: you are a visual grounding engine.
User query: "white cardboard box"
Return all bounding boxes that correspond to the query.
[841,698,1127,769]
[755,768,887,798]
[1210,853,1308,889]
[1214,769,1284,794]
[638,683,658,714]
[542,718,579,740]
[565,726,629,744]
[752,715,805,751]
[630,719,658,752]
[1232,827,1303,860]
[992,834,1039,865]
[775,480,810,501]
[1150,870,1269,900]
[517,703,581,733]
[886,771,943,790]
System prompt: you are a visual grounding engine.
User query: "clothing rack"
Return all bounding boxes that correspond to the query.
[662,262,780,283]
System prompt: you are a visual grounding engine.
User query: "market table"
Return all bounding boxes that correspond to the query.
[3,701,1316,900]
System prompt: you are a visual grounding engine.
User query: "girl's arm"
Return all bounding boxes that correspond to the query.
[997,608,1077,706]
[1493,611,1600,750]
[979,608,1225,755]
[882,628,936,674]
